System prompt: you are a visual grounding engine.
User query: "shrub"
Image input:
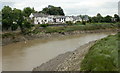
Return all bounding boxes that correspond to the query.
[40,24,49,28]
[66,21,73,25]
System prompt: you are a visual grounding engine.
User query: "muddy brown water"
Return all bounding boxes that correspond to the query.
[2,32,116,71]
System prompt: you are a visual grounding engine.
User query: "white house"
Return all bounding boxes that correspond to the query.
[65,16,74,22]
[55,16,66,23]
[30,13,49,24]
[29,13,89,24]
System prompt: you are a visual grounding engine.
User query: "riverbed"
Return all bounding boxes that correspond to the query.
[2,32,116,71]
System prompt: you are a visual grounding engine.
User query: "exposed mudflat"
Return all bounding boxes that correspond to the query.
[2,29,119,46]
[33,41,96,71]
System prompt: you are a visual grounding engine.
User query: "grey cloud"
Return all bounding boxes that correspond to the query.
[0,2,14,10]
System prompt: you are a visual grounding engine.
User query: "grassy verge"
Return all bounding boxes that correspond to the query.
[2,23,119,38]
[80,33,119,71]
[32,23,118,34]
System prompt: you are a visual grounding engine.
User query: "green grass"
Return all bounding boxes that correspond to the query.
[80,33,119,71]
[32,23,118,34]
[2,23,119,38]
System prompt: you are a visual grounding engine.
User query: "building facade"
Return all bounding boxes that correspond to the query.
[29,13,88,24]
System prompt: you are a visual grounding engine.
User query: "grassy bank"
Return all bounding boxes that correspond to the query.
[31,23,118,34]
[80,33,119,71]
[2,23,119,38]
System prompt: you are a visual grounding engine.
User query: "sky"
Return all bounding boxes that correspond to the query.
[0,0,120,16]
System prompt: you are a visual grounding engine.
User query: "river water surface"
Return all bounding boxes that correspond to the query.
[2,32,116,71]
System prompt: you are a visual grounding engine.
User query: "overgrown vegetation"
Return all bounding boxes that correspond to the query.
[31,23,118,34]
[80,33,119,71]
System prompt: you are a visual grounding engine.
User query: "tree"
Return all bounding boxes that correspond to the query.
[22,19,33,29]
[103,15,112,23]
[114,14,120,22]
[88,16,92,23]
[91,16,98,23]
[23,7,35,17]
[79,15,87,25]
[42,5,65,16]
[96,13,103,23]
[2,6,13,30]
[12,8,25,32]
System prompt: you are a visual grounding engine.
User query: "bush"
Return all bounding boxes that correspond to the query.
[11,24,18,31]
[82,21,86,25]
[40,24,49,28]
[66,21,73,25]
[23,20,33,29]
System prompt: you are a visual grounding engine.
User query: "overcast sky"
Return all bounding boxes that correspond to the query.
[0,0,119,16]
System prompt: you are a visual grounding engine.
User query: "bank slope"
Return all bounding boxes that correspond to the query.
[80,33,119,71]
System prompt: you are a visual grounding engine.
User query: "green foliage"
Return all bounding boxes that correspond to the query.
[32,23,118,34]
[103,15,112,23]
[96,13,103,22]
[23,7,35,17]
[80,34,119,71]
[82,21,86,25]
[89,13,120,23]
[2,6,13,30]
[40,24,49,28]
[79,15,88,25]
[22,20,33,29]
[42,5,65,16]
[2,6,35,33]
[12,8,25,32]
[11,24,18,31]
[114,14,120,22]
[66,21,73,25]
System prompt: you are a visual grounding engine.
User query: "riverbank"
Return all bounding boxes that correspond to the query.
[2,28,119,46]
[33,41,96,71]
[80,33,119,71]
[33,33,119,71]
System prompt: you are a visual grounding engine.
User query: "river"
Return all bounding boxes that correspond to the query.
[2,32,116,71]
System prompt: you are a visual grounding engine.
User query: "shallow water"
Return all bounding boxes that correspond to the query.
[2,32,116,71]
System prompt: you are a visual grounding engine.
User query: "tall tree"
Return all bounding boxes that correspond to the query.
[2,6,13,30]
[79,15,87,25]
[96,13,103,23]
[42,5,65,16]
[12,8,25,32]
[114,14,120,22]
[23,7,35,17]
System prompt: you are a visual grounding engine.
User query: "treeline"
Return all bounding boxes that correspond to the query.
[2,6,35,32]
[1,5,120,33]
[2,5,65,32]
[88,13,120,23]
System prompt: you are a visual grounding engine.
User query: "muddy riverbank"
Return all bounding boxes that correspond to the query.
[3,31,116,71]
[2,28,119,46]
[32,41,96,71]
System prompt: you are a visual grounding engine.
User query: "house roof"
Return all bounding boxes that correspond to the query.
[32,13,48,17]
[72,16,81,20]
[56,16,66,19]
